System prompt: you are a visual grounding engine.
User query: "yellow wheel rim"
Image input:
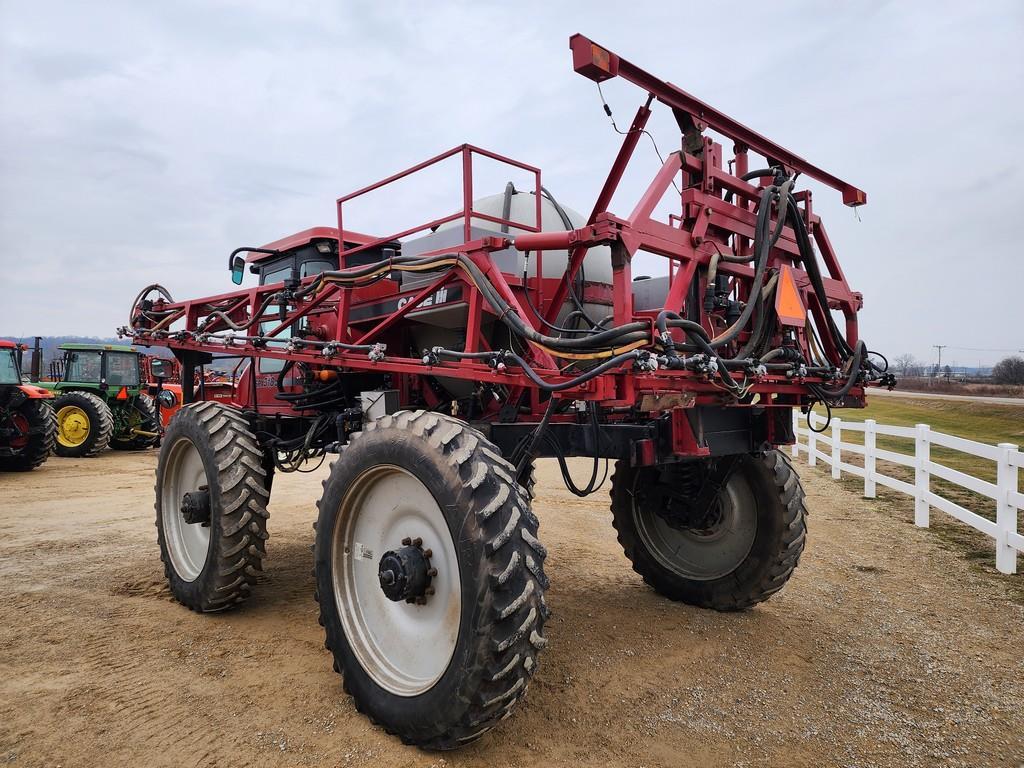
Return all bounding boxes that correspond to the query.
[57,405,91,448]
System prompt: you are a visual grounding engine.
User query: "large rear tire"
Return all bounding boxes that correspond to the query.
[0,399,56,471]
[111,394,160,450]
[155,402,270,612]
[53,391,113,458]
[314,410,548,749]
[610,450,807,611]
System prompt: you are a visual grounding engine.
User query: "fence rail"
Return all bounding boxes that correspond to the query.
[790,411,1022,575]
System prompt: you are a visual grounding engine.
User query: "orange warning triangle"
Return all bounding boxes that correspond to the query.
[116,386,129,400]
[775,264,806,327]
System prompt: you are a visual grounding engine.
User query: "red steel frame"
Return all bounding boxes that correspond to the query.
[128,34,871,441]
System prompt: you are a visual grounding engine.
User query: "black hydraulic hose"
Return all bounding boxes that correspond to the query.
[785,194,853,359]
[540,185,600,329]
[709,186,775,348]
[654,310,739,389]
[500,182,515,234]
[813,340,868,399]
[520,253,604,336]
[513,395,558,475]
[542,401,609,497]
[506,350,640,392]
[129,284,175,327]
[451,251,648,351]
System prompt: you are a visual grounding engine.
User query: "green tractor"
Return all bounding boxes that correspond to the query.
[38,343,160,457]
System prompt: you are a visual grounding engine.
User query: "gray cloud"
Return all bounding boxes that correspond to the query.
[1,0,1021,367]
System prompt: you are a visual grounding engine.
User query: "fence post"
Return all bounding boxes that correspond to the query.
[808,413,817,467]
[995,443,1019,575]
[791,410,800,458]
[914,423,930,527]
[864,419,876,498]
[831,416,842,479]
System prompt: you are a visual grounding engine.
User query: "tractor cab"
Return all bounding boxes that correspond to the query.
[52,343,143,393]
[243,227,397,287]
[0,342,20,385]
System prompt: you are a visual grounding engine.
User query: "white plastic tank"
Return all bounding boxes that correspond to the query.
[408,187,614,397]
[448,188,613,287]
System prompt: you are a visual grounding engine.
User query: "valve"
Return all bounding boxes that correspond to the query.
[633,351,658,372]
[368,343,386,363]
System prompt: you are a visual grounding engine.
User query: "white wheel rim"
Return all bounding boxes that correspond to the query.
[161,436,212,582]
[633,467,758,581]
[332,464,462,697]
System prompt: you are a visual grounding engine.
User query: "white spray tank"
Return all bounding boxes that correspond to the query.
[402,186,613,397]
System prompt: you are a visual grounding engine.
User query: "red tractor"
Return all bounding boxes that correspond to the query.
[124,35,893,749]
[142,355,234,429]
[0,339,56,471]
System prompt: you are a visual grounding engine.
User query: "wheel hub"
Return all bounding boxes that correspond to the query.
[181,487,211,526]
[642,458,738,533]
[57,406,90,447]
[378,536,436,604]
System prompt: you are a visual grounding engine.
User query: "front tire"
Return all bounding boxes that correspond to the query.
[610,451,807,611]
[53,391,113,458]
[156,402,270,612]
[314,410,548,749]
[0,399,56,471]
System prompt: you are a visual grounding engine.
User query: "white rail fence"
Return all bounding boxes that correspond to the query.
[790,411,1023,575]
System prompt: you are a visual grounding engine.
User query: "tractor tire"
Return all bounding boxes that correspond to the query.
[610,450,807,611]
[53,391,114,458]
[314,410,548,749]
[155,402,270,612]
[0,399,56,471]
[111,394,160,451]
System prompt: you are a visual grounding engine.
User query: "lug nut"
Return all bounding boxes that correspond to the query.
[425,587,435,596]
[412,537,422,547]
[423,548,433,558]
[401,537,412,546]
[427,568,438,577]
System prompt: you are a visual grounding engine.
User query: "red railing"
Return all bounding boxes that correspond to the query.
[336,144,543,263]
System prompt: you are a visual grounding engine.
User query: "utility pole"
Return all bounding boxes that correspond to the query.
[933,344,947,368]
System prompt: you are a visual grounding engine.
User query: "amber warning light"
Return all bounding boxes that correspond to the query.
[570,35,619,82]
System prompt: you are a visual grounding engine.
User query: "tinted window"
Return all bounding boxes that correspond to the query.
[0,350,18,384]
[66,351,102,383]
[260,255,337,286]
[106,352,140,387]
[301,260,334,278]
[262,263,291,286]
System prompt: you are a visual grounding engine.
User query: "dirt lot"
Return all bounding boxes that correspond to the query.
[1,451,1022,768]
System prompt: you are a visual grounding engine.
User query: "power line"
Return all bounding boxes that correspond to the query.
[943,346,1024,353]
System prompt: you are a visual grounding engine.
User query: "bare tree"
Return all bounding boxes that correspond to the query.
[992,356,1024,385]
[893,353,917,377]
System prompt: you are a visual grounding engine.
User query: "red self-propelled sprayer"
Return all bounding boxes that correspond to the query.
[124,35,893,750]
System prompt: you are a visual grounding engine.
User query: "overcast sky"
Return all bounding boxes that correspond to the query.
[1,1,1021,367]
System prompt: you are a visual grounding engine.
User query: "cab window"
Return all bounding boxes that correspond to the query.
[0,350,18,384]
[66,351,102,383]
[106,352,141,387]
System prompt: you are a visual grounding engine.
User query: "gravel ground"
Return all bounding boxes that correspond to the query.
[1,450,1022,767]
